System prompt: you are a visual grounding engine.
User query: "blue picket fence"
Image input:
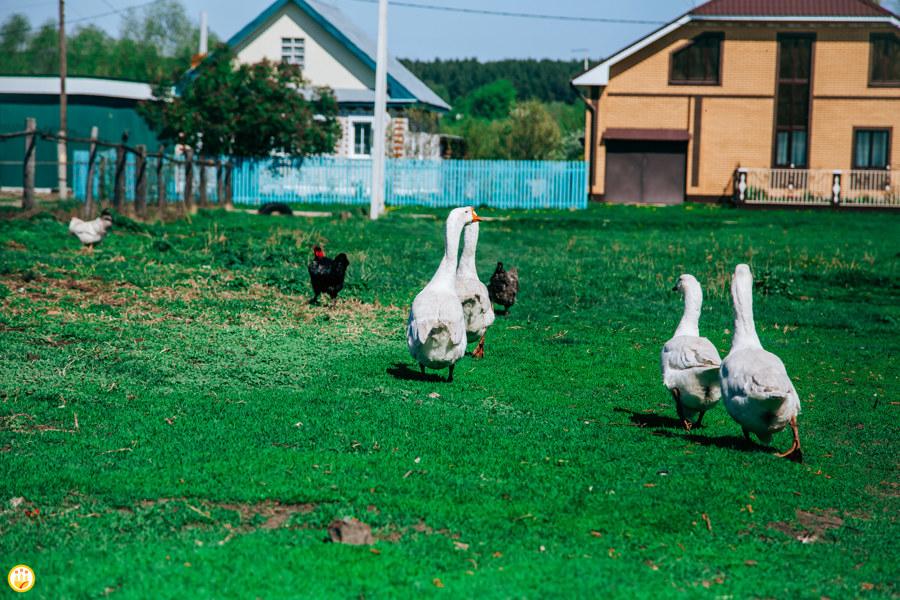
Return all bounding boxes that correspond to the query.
[233,157,587,210]
[72,152,587,210]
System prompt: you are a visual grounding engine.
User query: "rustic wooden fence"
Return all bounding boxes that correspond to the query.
[0,118,233,219]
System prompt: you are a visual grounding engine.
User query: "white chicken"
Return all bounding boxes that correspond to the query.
[720,264,803,463]
[660,274,722,430]
[407,206,481,382]
[69,209,113,251]
[455,221,494,358]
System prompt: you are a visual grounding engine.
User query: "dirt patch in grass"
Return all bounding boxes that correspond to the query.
[2,269,403,339]
[0,413,76,434]
[766,508,849,543]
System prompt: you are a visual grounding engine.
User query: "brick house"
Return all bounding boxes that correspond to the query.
[228,0,450,159]
[571,0,900,207]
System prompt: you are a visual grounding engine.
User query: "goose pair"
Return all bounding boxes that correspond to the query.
[662,265,803,462]
[407,207,493,382]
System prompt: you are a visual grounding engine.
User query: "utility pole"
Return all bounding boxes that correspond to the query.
[369,0,388,220]
[58,0,68,200]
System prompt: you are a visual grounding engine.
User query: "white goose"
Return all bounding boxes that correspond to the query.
[456,221,495,358]
[407,207,482,381]
[661,274,722,430]
[720,264,803,462]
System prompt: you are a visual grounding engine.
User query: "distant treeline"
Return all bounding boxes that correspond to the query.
[399,58,585,107]
[0,4,212,82]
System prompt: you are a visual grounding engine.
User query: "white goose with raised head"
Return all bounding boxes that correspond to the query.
[720,264,803,462]
[407,206,482,382]
[456,221,494,358]
[660,274,722,430]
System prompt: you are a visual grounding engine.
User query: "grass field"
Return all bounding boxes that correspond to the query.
[1,202,898,599]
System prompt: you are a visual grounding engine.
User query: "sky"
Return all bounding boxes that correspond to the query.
[5,0,705,63]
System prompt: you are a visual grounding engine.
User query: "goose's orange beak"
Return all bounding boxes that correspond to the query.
[472,210,483,223]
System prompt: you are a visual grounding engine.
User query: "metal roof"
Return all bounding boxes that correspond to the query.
[690,0,896,17]
[227,0,450,112]
[0,76,155,100]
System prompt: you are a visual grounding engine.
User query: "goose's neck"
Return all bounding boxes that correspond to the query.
[429,217,463,288]
[456,223,478,278]
[731,278,763,350]
[673,287,701,338]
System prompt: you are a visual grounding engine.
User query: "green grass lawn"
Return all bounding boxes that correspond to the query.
[0,203,898,599]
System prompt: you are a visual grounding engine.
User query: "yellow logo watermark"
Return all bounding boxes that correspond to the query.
[7,565,35,593]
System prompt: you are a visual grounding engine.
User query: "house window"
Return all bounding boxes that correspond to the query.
[851,128,891,190]
[870,34,900,86]
[854,129,890,169]
[281,37,305,68]
[670,33,723,84]
[353,121,372,156]
[773,34,813,168]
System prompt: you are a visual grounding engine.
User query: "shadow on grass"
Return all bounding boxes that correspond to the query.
[387,362,448,383]
[613,407,684,431]
[613,407,775,456]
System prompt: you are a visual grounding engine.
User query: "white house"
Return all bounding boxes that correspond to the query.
[227,0,450,158]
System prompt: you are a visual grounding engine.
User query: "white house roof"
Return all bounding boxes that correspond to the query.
[228,0,450,112]
[0,76,155,100]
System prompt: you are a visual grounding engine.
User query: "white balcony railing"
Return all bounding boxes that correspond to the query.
[735,168,899,207]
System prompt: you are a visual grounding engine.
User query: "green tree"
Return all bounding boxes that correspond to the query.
[120,0,194,58]
[497,100,561,161]
[139,43,340,159]
[68,25,116,77]
[460,79,516,120]
[0,14,31,74]
[25,21,59,74]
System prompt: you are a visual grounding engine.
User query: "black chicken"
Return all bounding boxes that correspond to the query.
[308,246,349,304]
[488,262,518,316]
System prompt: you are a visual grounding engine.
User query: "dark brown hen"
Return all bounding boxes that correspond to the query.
[487,262,518,316]
[308,246,349,304]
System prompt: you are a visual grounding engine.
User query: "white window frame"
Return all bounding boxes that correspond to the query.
[281,37,305,68]
[348,117,374,158]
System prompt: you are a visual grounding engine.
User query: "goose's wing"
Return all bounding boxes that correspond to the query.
[663,336,721,371]
[408,289,464,345]
[721,349,800,411]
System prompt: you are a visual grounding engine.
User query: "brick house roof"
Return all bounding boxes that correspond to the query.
[689,0,896,18]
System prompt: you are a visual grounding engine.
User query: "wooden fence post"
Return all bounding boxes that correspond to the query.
[135,144,147,219]
[224,161,233,210]
[183,147,194,213]
[83,126,99,219]
[23,118,36,210]
[114,144,126,213]
[157,145,166,220]
[198,157,208,208]
[215,160,224,207]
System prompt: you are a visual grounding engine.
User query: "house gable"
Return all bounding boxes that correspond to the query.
[573,0,900,86]
[227,0,449,112]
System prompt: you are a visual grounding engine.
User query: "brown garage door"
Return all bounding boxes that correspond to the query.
[605,140,687,204]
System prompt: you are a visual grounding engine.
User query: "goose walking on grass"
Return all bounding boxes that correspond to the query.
[407,207,482,382]
[720,264,803,463]
[456,221,494,358]
[661,274,722,431]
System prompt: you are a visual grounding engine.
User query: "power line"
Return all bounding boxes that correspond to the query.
[345,0,667,24]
